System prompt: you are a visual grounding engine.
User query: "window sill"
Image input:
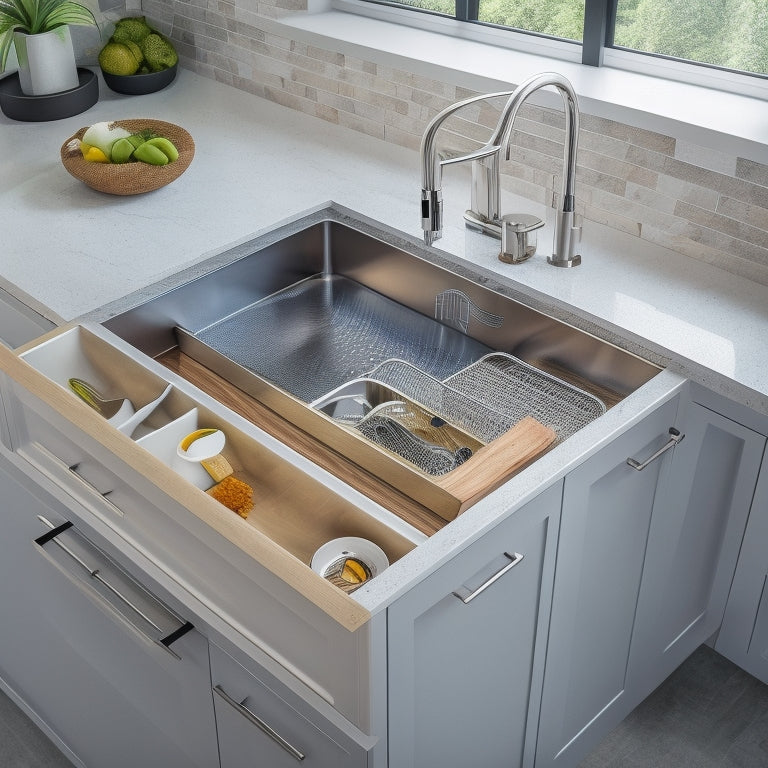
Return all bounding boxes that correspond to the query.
[280,9,768,165]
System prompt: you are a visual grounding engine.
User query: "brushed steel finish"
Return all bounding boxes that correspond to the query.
[213,685,306,762]
[420,72,582,267]
[104,219,659,404]
[453,551,525,604]
[35,515,190,658]
[191,273,490,403]
[626,428,685,470]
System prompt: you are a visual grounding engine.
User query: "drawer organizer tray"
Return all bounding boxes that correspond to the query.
[1,325,423,626]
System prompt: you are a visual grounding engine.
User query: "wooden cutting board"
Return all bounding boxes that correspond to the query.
[434,415,557,515]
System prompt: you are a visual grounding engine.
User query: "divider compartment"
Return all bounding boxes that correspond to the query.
[5,325,423,602]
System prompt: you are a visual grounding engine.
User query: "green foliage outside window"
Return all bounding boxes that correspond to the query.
[377,0,768,77]
[615,0,768,75]
[477,0,584,40]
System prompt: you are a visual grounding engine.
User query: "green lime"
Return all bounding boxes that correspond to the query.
[98,41,140,76]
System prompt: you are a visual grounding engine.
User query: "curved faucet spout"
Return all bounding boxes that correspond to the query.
[420,90,515,244]
[420,90,514,191]
[420,72,582,266]
[494,72,579,215]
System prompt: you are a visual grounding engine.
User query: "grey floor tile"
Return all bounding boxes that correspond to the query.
[0,689,74,767]
[580,646,768,768]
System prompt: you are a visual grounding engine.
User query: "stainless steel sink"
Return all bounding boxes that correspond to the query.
[104,215,661,519]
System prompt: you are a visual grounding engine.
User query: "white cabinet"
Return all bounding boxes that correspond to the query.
[716,442,768,683]
[210,642,371,768]
[387,481,562,768]
[536,396,682,768]
[629,400,765,691]
[536,390,766,768]
[0,455,220,768]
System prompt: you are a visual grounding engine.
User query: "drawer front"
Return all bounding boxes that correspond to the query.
[1,349,373,729]
[0,459,219,768]
[211,644,370,768]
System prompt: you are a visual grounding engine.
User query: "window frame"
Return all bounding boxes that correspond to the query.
[333,0,768,99]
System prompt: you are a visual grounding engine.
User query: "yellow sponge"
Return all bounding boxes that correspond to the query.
[207,475,254,519]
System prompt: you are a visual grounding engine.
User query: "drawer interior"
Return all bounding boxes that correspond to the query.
[17,325,422,592]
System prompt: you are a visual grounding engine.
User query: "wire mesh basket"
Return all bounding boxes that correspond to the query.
[443,353,606,442]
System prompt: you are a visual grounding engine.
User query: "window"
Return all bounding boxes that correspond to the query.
[356,0,768,80]
[613,0,768,76]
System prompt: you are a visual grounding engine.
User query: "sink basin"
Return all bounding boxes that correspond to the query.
[104,214,661,520]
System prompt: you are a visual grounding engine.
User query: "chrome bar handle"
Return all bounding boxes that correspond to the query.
[213,685,306,762]
[31,442,124,517]
[68,463,124,517]
[35,516,192,656]
[626,427,684,471]
[453,552,524,604]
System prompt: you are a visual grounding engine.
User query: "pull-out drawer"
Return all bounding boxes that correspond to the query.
[0,459,219,768]
[0,323,422,728]
[211,642,373,768]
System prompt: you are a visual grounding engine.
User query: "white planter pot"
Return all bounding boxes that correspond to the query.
[14,27,79,96]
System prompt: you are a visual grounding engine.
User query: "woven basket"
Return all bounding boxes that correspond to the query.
[60,118,194,195]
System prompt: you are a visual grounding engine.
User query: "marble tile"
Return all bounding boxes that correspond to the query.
[737,158,768,188]
[718,197,768,231]
[580,113,677,155]
[675,140,738,176]
[655,175,720,211]
[674,200,768,250]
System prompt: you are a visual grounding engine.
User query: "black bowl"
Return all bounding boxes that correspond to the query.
[101,63,177,95]
[0,68,98,121]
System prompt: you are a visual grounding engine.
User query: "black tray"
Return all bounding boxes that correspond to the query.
[0,68,98,122]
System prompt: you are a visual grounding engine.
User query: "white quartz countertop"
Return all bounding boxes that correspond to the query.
[5,66,768,615]
[2,67,767,413]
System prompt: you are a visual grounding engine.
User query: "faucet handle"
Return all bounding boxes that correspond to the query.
[499,214,545,264]
[548,210,582,268]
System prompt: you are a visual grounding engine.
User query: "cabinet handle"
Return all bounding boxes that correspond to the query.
[626,427,684,471]
[453,551,524,604]
[35,516,192,657]
[31,443,125,516]
[213,685,306,762]
[68,463,124,517]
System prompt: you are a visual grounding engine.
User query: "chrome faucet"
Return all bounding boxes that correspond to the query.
[420,71,582,267]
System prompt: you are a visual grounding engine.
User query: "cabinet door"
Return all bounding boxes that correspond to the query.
[535,396,680,768]
[630,402,765,692]
[716,459,768,683]
[210,643,369,768]
[0,458,220,768]
[387,482,562,768]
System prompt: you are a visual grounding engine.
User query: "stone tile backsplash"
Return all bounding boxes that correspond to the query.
[142,0,768,285]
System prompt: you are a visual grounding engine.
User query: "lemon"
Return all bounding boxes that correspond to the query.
[98,41,140,76]
[82,145,109,163]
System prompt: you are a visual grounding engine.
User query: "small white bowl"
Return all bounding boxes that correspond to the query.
[311,537,389,581]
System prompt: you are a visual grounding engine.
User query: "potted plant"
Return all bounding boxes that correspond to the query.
[0,0,98,96]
